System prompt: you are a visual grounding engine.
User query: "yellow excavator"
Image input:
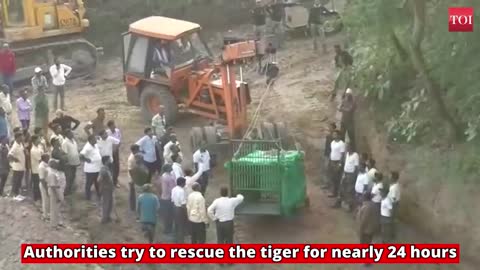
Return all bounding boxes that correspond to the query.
[0,0,99,83]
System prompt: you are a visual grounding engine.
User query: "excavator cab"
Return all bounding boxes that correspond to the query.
[123,16,254,147]
[0,0,98,83]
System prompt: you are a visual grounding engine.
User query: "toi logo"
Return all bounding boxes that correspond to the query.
[449,7,474,32]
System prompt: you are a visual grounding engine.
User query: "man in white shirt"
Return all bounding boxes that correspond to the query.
[184,168,203,196]
[97,130,120,182]
[62,129,80,196]
[193,143,211,195]
[171,177,187,243]
[187,183,208,244]
[354,162,370,209]
[0,84,12,139]
[207,187,244,243]
[8,132,25,200]
[380,188,393,243]
[334,143,358,211]
[49,59,72,111]
[328,130,345,199]
[163,134,182,164]
[370,171,384,228]
[171,154,184,180]
[388,171,401,239]
[151,105,166,138]
[80,135,102,201]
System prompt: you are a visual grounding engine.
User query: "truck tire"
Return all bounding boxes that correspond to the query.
[140,84,178,125]
[202,126,218,145]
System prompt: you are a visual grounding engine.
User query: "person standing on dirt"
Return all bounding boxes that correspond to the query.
[84,108,106,137]
[38,154,50,221]
[356,192,378,246]
[0,85,12,139]
[33,81,49,137]
[0,108,8,141]
[207,186,244,244]
[171,177,187,243]
[156,163,175,235]
[151,107,165,171]
[152,105,166,138]
[61,129,80,196]
[354,162,369,209]
[136,127,158,180]
[187,182,208,244]
[31,67,48,93]
[184,168,204,196]
[80,135,102,201]
[388,171,401,239]
[50,137,68,174]
[171,154,184,181]
[16,89,32,130]
[8,132,25,200]
[49,109,80,134]
[333,142,358,211]
[193,143,211,195]
[309,0,330,53]
[0,136,10,196]
[47,159,66,229]
[106,120,122,188]
[163,134,182,164]
[328,130,345,200]
[0,43,16,96]
[339,88,356,150]
[380,187,393,243]
[370,172,384,229]
[128,145,140,211]
[99,156,114,224]
[322,122,336,190]
[137,184,160,243]
[30,135,44,202]
[331,44,353,101]
[97,129,120,186]
[267,0,285,48]
[49,124,65,148]
[252,0,267,40]
[49,58,72,111]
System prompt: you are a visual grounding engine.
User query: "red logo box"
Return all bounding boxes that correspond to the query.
[449,7,474,32]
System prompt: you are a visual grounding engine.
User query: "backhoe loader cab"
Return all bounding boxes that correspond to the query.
[123,16,254,145]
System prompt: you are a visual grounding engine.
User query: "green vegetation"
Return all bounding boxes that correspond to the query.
[344,0,480,144]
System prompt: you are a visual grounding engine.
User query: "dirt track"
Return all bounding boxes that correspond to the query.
[0,33,473,270]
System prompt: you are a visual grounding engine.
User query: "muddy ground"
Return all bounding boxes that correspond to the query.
[0,32,473,270]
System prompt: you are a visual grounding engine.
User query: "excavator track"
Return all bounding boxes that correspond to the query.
[6,34,99,84]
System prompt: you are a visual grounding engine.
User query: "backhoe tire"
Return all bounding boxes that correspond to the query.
[140,84,178,125]
[203,126,218,145]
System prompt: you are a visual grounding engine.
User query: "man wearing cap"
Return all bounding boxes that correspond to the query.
[0,43,16,95]
[33,76,49,136]
[49,58,72,111]
[49,109,80,133]
[31,67,48,93]
[339,88,356,150]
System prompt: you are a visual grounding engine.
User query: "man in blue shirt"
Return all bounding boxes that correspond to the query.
[136,127,158,181]
[0,107,8,140]
[137,184,160,243]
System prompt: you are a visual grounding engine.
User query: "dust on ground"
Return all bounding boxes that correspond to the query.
[1,34,473,270]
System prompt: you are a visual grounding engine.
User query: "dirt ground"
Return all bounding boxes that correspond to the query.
[0,32,472,270]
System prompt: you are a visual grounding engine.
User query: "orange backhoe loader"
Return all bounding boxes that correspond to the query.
[122,16,291,151]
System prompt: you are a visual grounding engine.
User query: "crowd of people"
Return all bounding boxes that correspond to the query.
[0,70,246,244]
[323,46,402,248]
